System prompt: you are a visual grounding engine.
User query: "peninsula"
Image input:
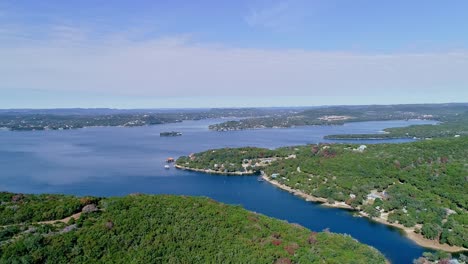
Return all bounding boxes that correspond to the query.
[208,103,467,133]
[176,137,468,252]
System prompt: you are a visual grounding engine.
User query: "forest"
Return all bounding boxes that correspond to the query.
[176,137,468,249]
[0,193,385,263]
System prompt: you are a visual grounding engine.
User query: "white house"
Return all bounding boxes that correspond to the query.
[353,145,367,152]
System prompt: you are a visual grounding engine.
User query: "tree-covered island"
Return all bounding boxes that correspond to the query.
[0,193,386,263]
[160,131,183,137]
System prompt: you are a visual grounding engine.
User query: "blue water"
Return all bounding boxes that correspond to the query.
[0,119,438,263]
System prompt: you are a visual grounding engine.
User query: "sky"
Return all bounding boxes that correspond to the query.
[1,0,467,108]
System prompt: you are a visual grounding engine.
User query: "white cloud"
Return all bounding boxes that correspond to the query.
[0,25,467,99]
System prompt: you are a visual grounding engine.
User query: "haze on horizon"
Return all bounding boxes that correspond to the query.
[1,1,468,108]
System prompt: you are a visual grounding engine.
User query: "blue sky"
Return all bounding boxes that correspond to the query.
[1,0,467,108]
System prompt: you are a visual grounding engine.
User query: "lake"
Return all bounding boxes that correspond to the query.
[0,119,438,263]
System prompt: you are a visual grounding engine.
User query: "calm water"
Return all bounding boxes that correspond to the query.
[0,119,438,263]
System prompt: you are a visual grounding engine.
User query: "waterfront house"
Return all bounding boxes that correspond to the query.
[189,153,196,161]
[357,145,367,152]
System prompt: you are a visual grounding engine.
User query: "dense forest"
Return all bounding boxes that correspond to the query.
[0,193,386,263]
[209,103,468,131]
[176,137,468,249]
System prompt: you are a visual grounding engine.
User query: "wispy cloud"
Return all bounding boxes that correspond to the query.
[1,23,467,101]
[245,1,290,29]
[244,0,313,32]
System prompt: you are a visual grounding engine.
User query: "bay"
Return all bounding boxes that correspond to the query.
[0,119,437,263]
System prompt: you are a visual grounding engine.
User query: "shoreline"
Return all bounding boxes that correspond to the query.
[358,211,467,253]
[174,164,255,176]
[175,164,467,253]
[261,174,467,253]
[260,174,353,210]
[324,137,409,140]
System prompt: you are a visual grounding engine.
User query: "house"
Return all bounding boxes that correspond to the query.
[366,192,383,200]
[357,145,367,152]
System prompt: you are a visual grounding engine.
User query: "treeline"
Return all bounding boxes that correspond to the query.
[209,103,468,131]
[0,108,289,131]
[0,114,182,131]
[326,112,468,140]
[0,192,99,225]
[177,137,468,248]
[176,147,289,173]
[0,194,385,263]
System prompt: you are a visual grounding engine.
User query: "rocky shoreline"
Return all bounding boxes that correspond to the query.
[174,164,255,176]
[261,174,467,253]
[260,175,353,210]
[175,164,467,253]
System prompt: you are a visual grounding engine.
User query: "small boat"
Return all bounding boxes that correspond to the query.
[257,177,264,182]
[164,165,170,169]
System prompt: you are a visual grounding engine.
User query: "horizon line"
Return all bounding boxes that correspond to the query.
[1,101,467,111]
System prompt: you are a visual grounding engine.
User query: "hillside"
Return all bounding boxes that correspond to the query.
[0,193,385,263]
[176,137,468,250]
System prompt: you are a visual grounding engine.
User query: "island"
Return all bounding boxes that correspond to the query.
[176,137,468,253]
[0,192,386,263]
[160,131,183,137]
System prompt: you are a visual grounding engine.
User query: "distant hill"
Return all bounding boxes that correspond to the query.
[209,103,468,131]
